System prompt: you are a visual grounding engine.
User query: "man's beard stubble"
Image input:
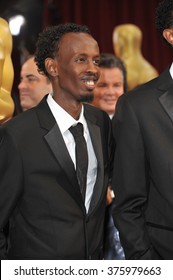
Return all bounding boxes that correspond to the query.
[78,93,94,103]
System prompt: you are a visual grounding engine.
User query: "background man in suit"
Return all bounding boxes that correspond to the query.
[18,56,52,112]
[112,0,173,259]
[92,53,126,259]
[0,23,112,259]
[92,53,127,119]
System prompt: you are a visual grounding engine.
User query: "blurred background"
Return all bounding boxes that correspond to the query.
[1,0,172,97]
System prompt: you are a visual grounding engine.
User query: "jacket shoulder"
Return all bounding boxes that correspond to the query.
[84,103,110,122]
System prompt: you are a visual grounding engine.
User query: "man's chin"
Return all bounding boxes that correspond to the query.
[79,93,94,103]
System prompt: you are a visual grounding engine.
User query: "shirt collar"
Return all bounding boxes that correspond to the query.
[47,93,87,135]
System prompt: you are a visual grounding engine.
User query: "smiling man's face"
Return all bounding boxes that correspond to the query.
[54,32,100,103]
[92,66,124,116]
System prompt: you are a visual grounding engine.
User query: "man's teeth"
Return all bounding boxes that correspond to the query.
[86,80,94,86]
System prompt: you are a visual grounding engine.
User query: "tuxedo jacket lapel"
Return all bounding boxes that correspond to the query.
[44,124,82,197]
[84,106,105,215]
[87,121,104,214]
[159,84,173,124]
[158,69,173,124]
[36,97,84,210]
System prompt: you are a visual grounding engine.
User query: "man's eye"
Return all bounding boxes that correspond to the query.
[93,60,100,66]
[114,83,122,88]
[76,57,87,63]
[28,77,38,82]
[98,84,106,88]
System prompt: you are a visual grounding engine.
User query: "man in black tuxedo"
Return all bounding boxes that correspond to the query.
[0,23,112,259]
[112,0,173,259]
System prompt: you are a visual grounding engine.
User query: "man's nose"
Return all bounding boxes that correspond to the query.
[107,86,116,94]
[18,80,26,90]
[86,60,99,74]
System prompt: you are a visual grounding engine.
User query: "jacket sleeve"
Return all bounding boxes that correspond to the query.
[0,126,23,259]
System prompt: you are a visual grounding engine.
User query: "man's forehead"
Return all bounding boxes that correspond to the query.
[59,32,99,54]
[60,32,96,45]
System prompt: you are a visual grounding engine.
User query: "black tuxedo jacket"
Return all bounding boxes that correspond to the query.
[112,67,173,259]
[0,97,112,259]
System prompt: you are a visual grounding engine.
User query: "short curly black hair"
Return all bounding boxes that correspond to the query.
[34,22,91,77]
[156,0,173,35]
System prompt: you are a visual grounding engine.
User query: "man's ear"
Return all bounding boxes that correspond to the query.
[163,28,173,45]
[45,58,58,77]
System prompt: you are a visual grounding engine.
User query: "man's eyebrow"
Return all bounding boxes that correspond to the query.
[25,74,38,79]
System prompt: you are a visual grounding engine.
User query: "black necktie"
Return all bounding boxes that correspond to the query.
[69,123,88,201]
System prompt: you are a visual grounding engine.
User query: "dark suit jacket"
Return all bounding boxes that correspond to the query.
[0,96,112,260]
[112,67,173,259]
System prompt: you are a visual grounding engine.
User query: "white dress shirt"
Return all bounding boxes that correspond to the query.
[47,93,97,212]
